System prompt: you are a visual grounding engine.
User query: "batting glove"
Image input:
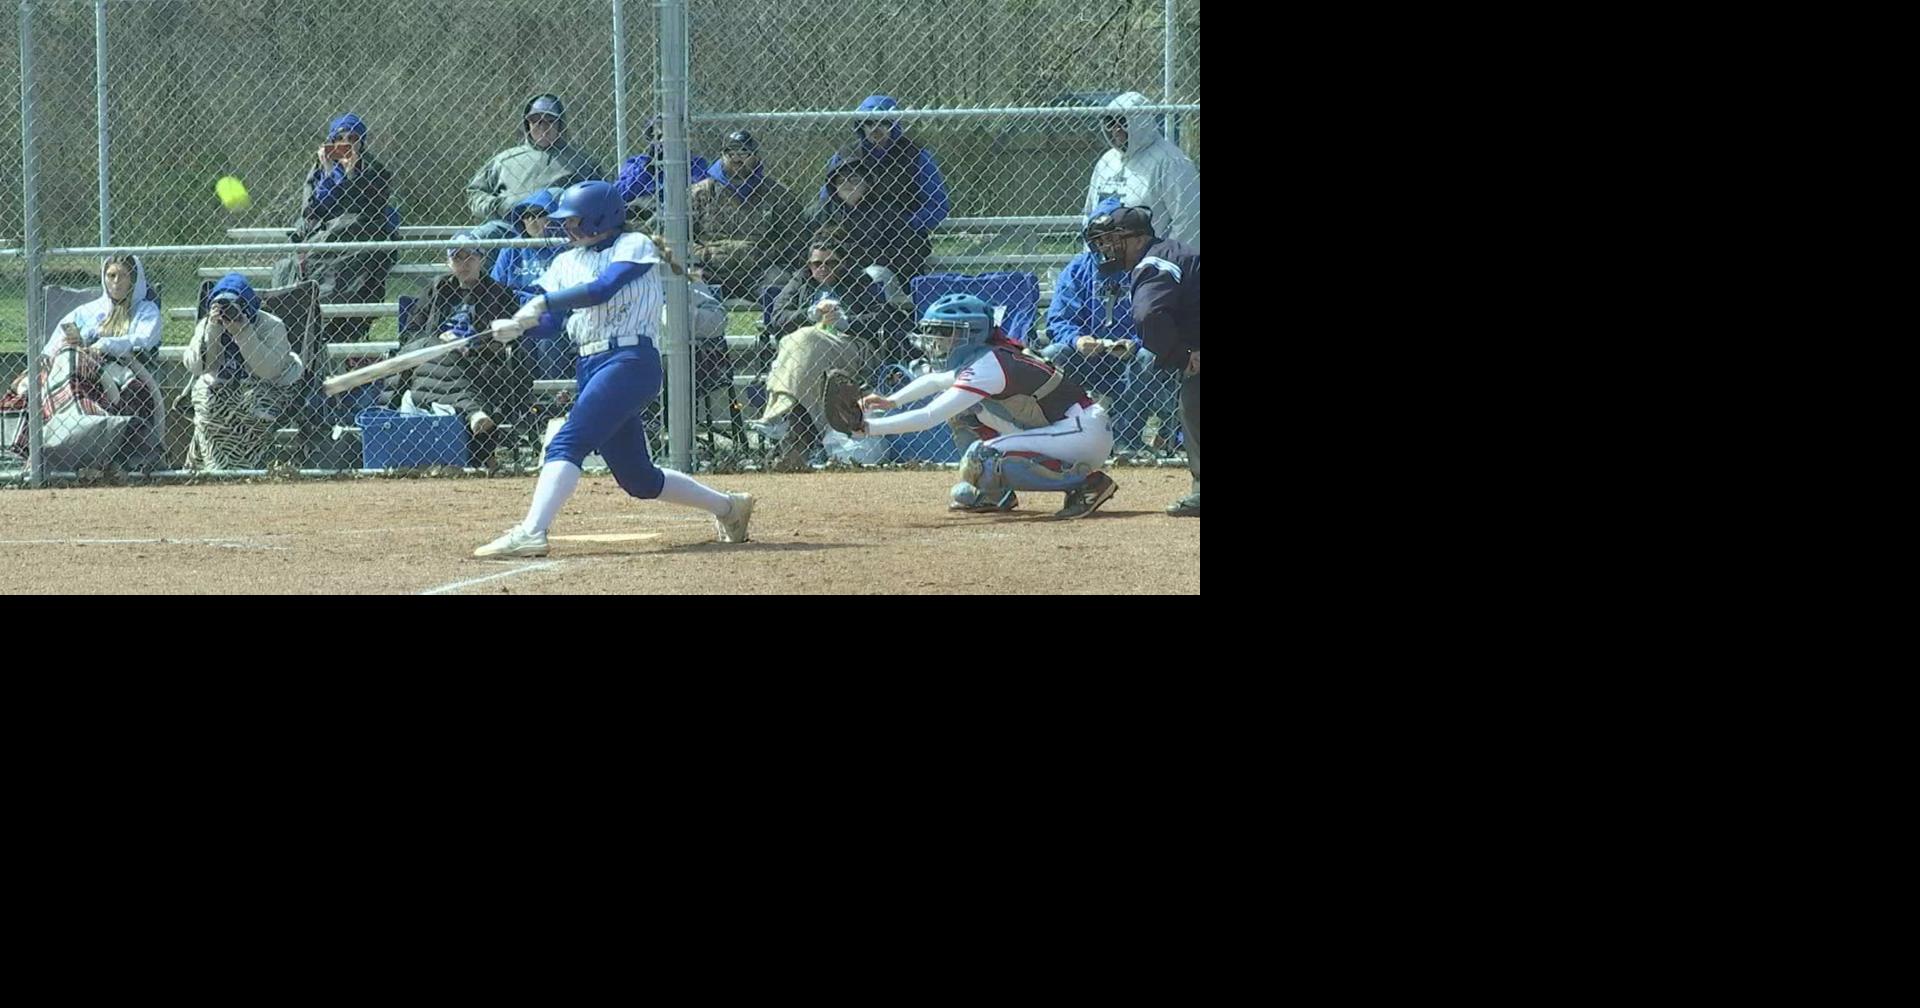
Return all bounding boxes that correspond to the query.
[489,319,525,343]
[512,296,547,328]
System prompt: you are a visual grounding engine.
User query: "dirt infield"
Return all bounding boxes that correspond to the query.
[0,468,1200,594]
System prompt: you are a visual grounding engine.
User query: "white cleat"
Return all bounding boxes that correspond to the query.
[474,525,549,558]
[714,492,756,543]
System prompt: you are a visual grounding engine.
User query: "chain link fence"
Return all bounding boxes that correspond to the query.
[4,0,1196,486]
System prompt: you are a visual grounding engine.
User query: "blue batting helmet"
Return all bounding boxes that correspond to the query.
[549,180,625,235]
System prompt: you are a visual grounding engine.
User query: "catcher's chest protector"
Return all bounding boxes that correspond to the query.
[978,348,1085,426]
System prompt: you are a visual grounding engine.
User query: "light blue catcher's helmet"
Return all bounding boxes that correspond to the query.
[549,180,626,236]
[914,293,996,367]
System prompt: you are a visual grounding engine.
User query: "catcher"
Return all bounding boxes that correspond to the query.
[823,293,1117,519]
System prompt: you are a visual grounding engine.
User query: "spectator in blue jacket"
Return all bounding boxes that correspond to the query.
[490,187,564,294]
[1042,198,1153,456]
[816,95,950,283]
[617,115,709,226]
[273,112,398,346]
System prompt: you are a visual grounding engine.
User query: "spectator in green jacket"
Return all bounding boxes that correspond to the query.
[465,94,605,223]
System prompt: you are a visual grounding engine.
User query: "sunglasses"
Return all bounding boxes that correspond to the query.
[858,121,893,130]
[808,258,840,268]
[448,249,485,260]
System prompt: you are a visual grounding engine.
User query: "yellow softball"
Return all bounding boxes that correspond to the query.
[215,175,251,212]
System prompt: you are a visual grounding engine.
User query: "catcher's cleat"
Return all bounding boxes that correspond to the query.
[1054,471,1117,520]
[1165,493,1200,518]
[950,489,1018,513]
[474,525,549,558]
[715,492,756,543]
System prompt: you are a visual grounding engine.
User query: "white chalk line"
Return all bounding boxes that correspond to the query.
[419,560,563,595]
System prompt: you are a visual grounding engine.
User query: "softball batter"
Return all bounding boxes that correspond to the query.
[475,180,754,557]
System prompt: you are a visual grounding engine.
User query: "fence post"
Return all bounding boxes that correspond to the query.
[658,0,692,472]
[20,0,44,486]
[611,0,628,167]
[1163,0,1177,148]
[95,0,109,245]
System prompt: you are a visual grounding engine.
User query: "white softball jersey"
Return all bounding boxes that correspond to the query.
[538,231,664,350]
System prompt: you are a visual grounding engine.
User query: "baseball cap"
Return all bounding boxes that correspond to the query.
[1089,204,1154,237]
[447,231,486,258]
[721,130,758,153]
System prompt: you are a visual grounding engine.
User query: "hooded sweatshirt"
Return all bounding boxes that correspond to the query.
[490,188,565,291]
[466,95,606,221]
[1084,92,1200,249]
[819,95,951,234]
[45,255,162,359]
[299,113,398,243]
[806,156,933,283]
[182,273,302,386]
[618,116,711,204]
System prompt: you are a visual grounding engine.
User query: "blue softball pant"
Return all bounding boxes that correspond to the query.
[543,343,667,500]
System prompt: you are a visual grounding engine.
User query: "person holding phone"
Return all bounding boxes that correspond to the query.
[276,112,398,345]
[44,254,162,362]
[181,273,304,471]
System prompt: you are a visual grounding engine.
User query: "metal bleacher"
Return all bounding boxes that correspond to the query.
[192,215,1083,316]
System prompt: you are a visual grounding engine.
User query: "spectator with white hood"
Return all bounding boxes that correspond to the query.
[1084,91,1200,249]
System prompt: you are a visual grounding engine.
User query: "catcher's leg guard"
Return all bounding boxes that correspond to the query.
[958,439,988,488]
[973,444,1095,494]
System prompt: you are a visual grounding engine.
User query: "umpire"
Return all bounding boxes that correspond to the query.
[1083,204,1200,516]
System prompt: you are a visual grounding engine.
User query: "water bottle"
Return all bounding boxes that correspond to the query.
[816,298,842,334]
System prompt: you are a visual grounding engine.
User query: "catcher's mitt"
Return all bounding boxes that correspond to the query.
[821,369,868,434]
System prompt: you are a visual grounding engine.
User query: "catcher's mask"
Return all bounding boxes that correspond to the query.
[912,293,995,366]
[1084,204,1155,274]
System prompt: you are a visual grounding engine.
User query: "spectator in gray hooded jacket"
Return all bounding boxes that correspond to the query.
[1084,91,1199,249]
[465,94,606,223]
